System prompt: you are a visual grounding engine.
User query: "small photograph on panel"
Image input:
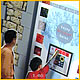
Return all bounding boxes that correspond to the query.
[38,20,46,31]
[36,33,44,44]
[34,46,42,56]
[40,7,49,18]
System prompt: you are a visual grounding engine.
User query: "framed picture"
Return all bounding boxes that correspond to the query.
[40,7,49,18]
[34,46,42,56]
[38,20,46,31]
[36,33,44,44]
[47,44,73,76]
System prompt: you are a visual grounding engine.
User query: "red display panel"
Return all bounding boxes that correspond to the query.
[36,33,44,44]
[34,46,42,56]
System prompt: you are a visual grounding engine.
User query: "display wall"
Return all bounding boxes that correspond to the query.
[28,1,79,79]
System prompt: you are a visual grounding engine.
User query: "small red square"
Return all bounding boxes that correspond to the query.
[66,53,69,57]
[62,51,65,56]
[59,50,63,54]
[36,33,44,44]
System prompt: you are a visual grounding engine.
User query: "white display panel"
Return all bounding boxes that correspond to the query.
[29,2,79,79]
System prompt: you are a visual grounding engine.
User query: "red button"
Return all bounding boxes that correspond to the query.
[55,48,58,51]
[62,51,65,56]
[59,50,63,54]
[66,52,69,57]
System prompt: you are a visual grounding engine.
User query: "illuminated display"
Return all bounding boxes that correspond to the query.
[47,44,73,76]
